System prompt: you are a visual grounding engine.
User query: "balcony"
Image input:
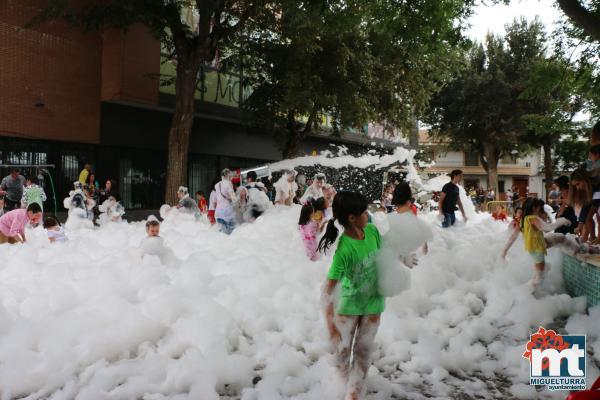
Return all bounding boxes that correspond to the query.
[425,160,534,176]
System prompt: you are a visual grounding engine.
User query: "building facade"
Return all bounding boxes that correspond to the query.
[419,130,544,199]
[0,1,387,210]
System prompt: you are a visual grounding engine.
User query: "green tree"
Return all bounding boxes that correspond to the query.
[426,19,548,197]
[238,0,472,157]
[556,0,600,43]
[553,128,588,173]
[38,0,265,204]
[519,57,587,197]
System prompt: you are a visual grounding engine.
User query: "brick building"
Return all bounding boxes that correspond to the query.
[1,0,389,211]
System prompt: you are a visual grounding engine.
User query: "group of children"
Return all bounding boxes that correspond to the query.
[499,121,600,290]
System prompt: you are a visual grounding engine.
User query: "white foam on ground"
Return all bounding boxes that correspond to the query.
[0,203,597,399]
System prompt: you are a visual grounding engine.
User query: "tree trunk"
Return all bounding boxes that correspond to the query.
[283,110,314,159]
[164,59,201,205]
[557,0,600,43]
[483,142,499,200]
[543,141,553,201]
[409,107,419,149]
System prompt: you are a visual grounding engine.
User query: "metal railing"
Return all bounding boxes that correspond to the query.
[486,201,513,213]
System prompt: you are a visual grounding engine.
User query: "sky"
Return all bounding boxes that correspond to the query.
[467,0,563,42]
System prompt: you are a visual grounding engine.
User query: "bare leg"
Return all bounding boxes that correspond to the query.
[333,315,359,382]
[346,315,380,400]
[530,262,545,289]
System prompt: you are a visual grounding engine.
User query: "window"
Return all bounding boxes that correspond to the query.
[499,180,505,192]
[501,155,517,164]
[464,152,479,167]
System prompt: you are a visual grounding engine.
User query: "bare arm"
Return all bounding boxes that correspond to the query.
[533,216,570,232]
[323,279,340,340]
[501,228,520,259]
[438,192,446,214]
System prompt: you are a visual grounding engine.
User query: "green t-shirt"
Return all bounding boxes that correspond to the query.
[327,224,385,315]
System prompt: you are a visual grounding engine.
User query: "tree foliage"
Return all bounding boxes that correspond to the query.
[236,0,474,157]
[553,127,589,173]
[426,19,549,193]
[38,0,267,204]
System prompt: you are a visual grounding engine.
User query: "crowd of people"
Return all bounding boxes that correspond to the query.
[3,123,600,400]
[0,163,118,243]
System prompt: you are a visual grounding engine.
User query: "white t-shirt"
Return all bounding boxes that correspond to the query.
[215,179,235,221]
[47,227,68,242]
[209,190,217,211]
[300,184,323,204]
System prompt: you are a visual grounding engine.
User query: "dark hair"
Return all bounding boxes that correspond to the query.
[311,197,327,212]
[318,191,367,253]
[10,168,20,174]
[591,144,600,156]
[298,203,314,225]
[392,182,412,206]
[520,198,544,231]
[43,217,59,229]
[555,175,569,191]
[146,220,160,229]
[450,169,463,179]
[26,175,38,184]
[513,206,523,218]
[247,171,258,181]
[196,191,205,196]
[569,168,592,207]
[27,203,42,213]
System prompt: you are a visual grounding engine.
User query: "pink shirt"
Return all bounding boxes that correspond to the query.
[0,208,30,237]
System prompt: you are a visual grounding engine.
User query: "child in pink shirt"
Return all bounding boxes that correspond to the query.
[298,198,327,261]
[0,203,43,244]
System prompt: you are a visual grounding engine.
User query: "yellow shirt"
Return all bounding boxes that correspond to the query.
[312,210,324,222]
[523,215,546,254]
[78,169,89,185]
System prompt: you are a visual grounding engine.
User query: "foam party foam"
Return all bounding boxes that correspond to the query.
[0,151,598,399]
[0,203,597,399]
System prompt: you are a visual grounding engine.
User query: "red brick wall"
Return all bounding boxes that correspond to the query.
[101,24,160,105]
[0,0,102,143]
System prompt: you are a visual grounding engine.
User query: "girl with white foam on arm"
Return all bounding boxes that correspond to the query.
[501,198,598,266]
[320,191,383,400]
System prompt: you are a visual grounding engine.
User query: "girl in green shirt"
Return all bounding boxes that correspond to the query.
[320,191,383,400]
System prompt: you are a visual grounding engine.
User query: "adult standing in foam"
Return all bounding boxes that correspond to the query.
[300,173,326,204]
[78,163,92,185]
[215,169,237,234]
[439,169,468,227]
[0,168,26,211]
[237,171,270,222]
[0,203,43,244]
[98,179,114,206]
[21,175,47,210]
[554,176,577,235]
[175,186,201,220]
[274,170,298,206]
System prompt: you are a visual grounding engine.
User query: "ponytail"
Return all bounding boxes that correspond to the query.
[318,218,339,253]
[318,191,367,253]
